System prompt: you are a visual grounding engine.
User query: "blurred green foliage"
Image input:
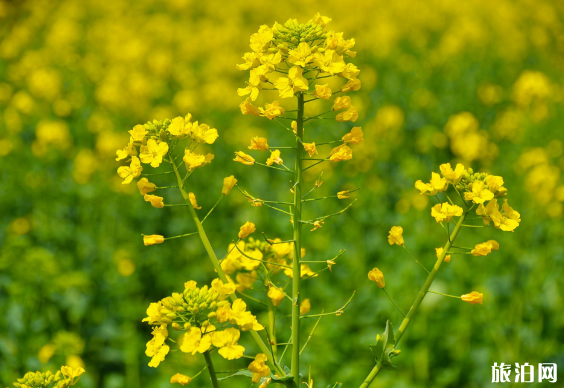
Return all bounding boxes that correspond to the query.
[1,0,564,387]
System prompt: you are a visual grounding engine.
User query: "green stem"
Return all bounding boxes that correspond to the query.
[359,212,467,388]
[291,92,305,386]
[268,303,278,360]
[168,154,285,377]
[203,351,220,388]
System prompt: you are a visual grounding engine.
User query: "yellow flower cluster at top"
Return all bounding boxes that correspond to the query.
[416,163,521,232]
[12,366,85,388]
[142,278,264,368]
[237,13,360,117]
[115,113,218,185]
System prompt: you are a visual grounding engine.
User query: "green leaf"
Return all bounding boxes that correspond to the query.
[369,320,400,370]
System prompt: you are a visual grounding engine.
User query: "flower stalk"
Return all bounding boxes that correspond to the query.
[203,351,220,388]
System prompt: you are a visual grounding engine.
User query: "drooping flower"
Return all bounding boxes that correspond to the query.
[336,106,358,122]
[191,122,219,144]
[117,156,143,184]
[116,142,137,161]
[170,373,192,386]
[146,325,169,367]
[212,328,245,360]
[342,127,363,144]
[300,299,311,315]
[238,221,256,239]
[337,190,351,199]
[267,285,284,307]
[341,78,361,92]
[188,192,201,209]
[144,194,164,208]
[387,226,404,246]
[310,220,324,231]
[471,240,500,256]
[249,137,269,151]
[260,101,285,120]
[137,177,156,195]
[143,235,165,246]
[303,142,318,157]
[234,151,255,165]
[240,98,261,116]
[222,175,238,195]
[183,149,207,170]
[368,268,385,288]
[248,353,271,383]
[329,144,352,162]
[266,150,283,166]
[140,139,169,168]
[332,96,351,111]
[461,291,483,305]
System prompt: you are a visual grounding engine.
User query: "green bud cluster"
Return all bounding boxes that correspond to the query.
[13,370,69,388]
[272,18,326,49]
[455,169,507,198]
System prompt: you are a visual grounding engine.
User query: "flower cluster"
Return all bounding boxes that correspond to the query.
[12,367,84,388]
[143,278,264,367]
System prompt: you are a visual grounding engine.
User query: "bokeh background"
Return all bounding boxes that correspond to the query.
[1,0,564,387]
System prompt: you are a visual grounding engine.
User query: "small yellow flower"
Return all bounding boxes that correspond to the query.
[291,121,298,134]
[180,327,212,355]
[248,353,271,383]
[168,116,192,137]
[183,149,206,170]
[249,136,269,151]
[300,299,311,315]
[240,98,261,116]
[170,373,192,386]
[431,203,463,223]
[260,101,285,120]
[303,142,318,157]
[471,240,499,256]
[368,268,385,288]
[238,221,256,239]
[140,139,169,168]
[188,192,201,209]
[129,124,148,142]
[222,175,238,195]
[274,66,309,98]
[146,325,169,367]
[314,84,332,99]
[436,247,451,263]
[137,177,156,195]
[464,180,494,204]
[461,291,483,305]
[486,175,506,197]
[144,194,164,208]
[329,144,352,162]
[234,151,255,165]
[387,226,404,246]
[415,172,448,195]
[267,285,284,307]
[342,127,363,144]
[336,106,358,122]
[439,163,465,184]
[288,42,313,67]
[211,328,245,360]
[117,156,143,184]
[266,150,283,166]
[310,220,324,231]
[332,96,351,111]
[61,366,85,383]
[115,142,137,161]
[337,190,351,199]
[143,235,164,246]
[341,78,361,92]
[191,122,219,144]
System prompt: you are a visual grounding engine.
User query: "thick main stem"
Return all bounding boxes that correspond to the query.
[169,155,285,377]
[359,212,467,388]
[203,351,220,388]
[291,92,305,386]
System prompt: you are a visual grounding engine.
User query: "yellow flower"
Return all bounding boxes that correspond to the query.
[310,220,324,231]
[415,172,448,195]
[115,142,137,161]
[60,366,85,385]
[260,101,285,120]
[249,136,269,151]
[274,66,309,98]
[222,175,238,195]
[234,151,255,165]
[180,327,212,355]
[146,325,170,367]
[188,192,201,209]
[248,353,271,383]
[183,149,206,170]
[332,96,351,111]
[212,328,245,360]
[439,163,465,184]
[312,12,332,26]
[494,200,521,231]
[464,180,494,204]
[342,127,363,144]
[368,268,385,288]
[337,190,351,199]
[461,291,483,305]
[329,144,352,162]
[224,299,264,331]
[436,247,451,263]
[431,203,463,223]
[140,139,169,168]
[267,285,284,307]
[291,121,298,134]
[314,84,332,100]
[300,299,311,315]
[236,271,257,292]
[288,42,313,67]
[486,175,506,197]
[240,98,261,116]
[144,194,164,208]
[249,25,273,53]
[341,78,361,92]
[117,156,143,184]
[238,221,256,239]
[170,373,192,386]
[168,116,192,137]
[211,278,237,299]
[303,142,318,157]
[341,63,360,79]
[336,106,358,122]
[137,178,156,195]
[129,124,148,142]
[312,49,346,74]
[238,68,263,101]
[143,235,164,246]
[387,226,404,246]
[471,240,499,256]
[266,150,283,166]
[191,122,219,144]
